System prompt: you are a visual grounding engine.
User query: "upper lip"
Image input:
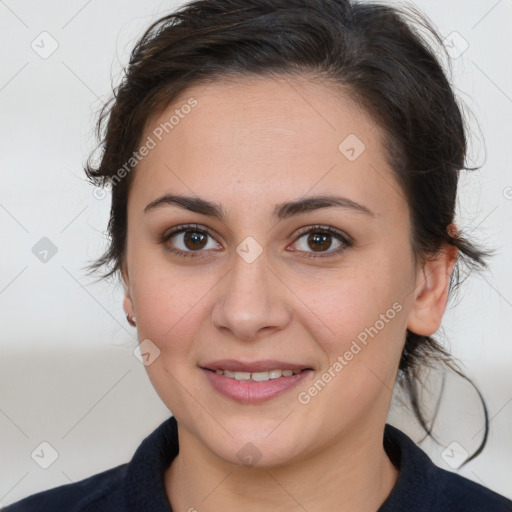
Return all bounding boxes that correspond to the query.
[200,359,312,373]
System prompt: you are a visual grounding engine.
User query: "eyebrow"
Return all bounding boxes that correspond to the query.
[143,193,375,220]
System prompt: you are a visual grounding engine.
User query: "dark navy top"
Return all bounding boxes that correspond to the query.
[3,415,511,511]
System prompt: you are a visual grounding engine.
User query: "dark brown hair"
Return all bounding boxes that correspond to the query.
[84,0,490,463]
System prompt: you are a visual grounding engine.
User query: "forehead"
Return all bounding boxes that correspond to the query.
[130,75,405,220]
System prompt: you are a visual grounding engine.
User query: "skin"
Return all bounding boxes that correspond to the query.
[121,75,457,512]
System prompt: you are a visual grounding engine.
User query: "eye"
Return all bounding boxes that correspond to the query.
[160,223,352,260]
[161,224,221,258]
[289,225,351,259]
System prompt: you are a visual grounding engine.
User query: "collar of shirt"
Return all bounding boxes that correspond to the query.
[123,416,511,512]
[123,416,437,511]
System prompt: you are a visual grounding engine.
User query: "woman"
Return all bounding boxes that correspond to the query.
[4,0,511,510]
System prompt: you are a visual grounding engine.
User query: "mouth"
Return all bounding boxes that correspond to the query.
[199,360,314,403]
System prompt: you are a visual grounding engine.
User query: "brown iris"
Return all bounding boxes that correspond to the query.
[184,230,208,250]
[308,232,332,252]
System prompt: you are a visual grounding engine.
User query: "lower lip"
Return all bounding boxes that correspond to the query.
[201,368,313,404]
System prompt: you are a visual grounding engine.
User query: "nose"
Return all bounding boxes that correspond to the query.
[211,251,292,342]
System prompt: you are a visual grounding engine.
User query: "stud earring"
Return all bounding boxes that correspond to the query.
[126,314,136,327]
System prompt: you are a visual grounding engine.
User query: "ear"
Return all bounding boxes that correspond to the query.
[121,260,135,319]
[406,224,458,336]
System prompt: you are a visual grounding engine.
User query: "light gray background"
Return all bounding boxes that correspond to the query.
[1,0,511,506]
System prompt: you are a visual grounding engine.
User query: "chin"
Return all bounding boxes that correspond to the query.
[220,443,300,469]
[204,424,306,469]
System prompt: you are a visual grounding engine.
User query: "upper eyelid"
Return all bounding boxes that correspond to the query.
[294,224,351,241]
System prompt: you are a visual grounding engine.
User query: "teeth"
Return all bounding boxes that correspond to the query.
[252,371,271,382]
[234,372,251,381]
[269,369,283,379]
[213,369,303,381]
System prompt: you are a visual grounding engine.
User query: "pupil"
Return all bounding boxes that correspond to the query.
[185,231,207,250]
[309,232,331,252]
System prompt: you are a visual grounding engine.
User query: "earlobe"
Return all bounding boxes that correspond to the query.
[123,291,137,327]
[406,241,458,337]
[123,292,134,318]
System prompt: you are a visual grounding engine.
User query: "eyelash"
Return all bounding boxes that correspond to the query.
[160,223,352,260]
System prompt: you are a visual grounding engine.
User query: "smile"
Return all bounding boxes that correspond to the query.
[201,366,313,403]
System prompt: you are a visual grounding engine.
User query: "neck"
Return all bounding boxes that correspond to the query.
[164,419,398,512]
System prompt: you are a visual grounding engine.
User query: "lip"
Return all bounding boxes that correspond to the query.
[201,367,314,404]
[200,359,312,373]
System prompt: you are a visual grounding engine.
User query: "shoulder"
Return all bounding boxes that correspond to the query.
[2,464,128,512]
[381,424,512,512]
[435,466,512,511]
[2,415,179,512]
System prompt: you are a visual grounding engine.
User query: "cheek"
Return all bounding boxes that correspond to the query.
[130,268,209,413]
[299,255,410,403]
[133,276,202,348]
[295,281,407,437]
[305,258,408,349]
[128,233,199,324]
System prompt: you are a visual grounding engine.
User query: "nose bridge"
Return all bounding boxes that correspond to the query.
[211,247,290,340]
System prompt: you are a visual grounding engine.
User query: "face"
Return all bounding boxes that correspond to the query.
[122,75,445,468]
